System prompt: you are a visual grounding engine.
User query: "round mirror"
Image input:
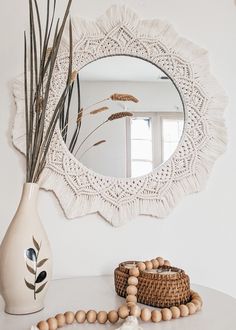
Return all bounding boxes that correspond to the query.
[60,56,184,178]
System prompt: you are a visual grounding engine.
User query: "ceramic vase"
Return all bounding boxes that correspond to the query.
[0,183,52,315]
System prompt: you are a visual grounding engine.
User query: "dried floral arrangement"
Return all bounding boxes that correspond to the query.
[59,74,139,158]
[24,0,73,183]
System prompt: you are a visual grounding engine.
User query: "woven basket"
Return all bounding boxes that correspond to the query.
[114,261,191,308]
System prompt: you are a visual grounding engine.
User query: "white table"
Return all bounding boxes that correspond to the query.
[0,276,236,330]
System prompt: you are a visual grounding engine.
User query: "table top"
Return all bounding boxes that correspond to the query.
[0,276,236,330]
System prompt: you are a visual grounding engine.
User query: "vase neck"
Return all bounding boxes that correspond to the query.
[19,183,40,209]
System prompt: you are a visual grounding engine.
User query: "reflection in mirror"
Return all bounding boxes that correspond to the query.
[59,56,184,178]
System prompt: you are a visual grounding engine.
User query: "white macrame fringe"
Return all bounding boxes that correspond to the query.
[12,6,227,227]
[115,316,142,330]
[30,326,39,330]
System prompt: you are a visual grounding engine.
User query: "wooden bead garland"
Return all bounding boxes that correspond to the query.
[36,257,203,330]
[128,276,138,286]
[118,305,129,319]
[64,311,74,324]
[170,306,180,319]
[140,308,151,322]
[144,261,153,271]
[97,311,108,324]
[126,285,138,295]
[86,310,97,323]
[130,305,141,317]
[75,310,86,323]
[108,310,119,323]
[55,314,66,327]
[37,321,49,330]
[161,308,172,321]
[47,318,58,330]
[151,310,162,323]
[179,304,189,317]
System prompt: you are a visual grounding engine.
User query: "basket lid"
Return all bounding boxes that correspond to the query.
[119,261,188,280]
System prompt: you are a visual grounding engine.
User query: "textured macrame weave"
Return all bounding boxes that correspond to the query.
[12,6,227,226]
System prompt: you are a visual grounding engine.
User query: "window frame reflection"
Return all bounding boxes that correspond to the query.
[126,112,184,177]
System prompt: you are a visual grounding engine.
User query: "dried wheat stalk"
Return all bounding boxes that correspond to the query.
[70,70,78,83]
[93,140,106,146]
[74,111,133,156]
[83,93,139,112]
[110,93,139,103]
[59,90,138,152]
[79,139,106,160]
[108,112,133,121]
[90,107,109,115]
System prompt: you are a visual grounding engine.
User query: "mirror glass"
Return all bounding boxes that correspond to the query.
[60,56,184,178]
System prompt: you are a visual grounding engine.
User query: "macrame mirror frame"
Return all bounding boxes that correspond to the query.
[12,6,227,226]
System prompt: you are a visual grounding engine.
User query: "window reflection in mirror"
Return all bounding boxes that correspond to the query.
[60,56,184,178]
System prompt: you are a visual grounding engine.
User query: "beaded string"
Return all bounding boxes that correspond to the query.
[34,257,203,330]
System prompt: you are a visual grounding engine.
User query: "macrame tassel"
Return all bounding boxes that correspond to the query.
[30,326,39,330]
[115,316,143,330]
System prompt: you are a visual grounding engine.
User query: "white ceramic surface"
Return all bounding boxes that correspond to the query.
[0,183,52,315]
[0,276,235,330]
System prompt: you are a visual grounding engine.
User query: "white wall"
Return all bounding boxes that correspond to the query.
[0,0,236,298]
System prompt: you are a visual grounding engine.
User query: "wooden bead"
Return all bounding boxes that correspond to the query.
[192,296,203,307]
[186,302,197,315]
[191,299,201,311]
[75,310,86,323]
[126,295,137,304]
[170,306,180,319]
[140,308,151,322]
[161,308,172,321]
[156,257,164,266]
[126,302,136,309]
[191,292,201,299]
[164,260,171,266]
[97,311,108,324]
[87,310,97,323]
[37,321,49,330]
[179,304,189,317]
[145,261,153,271]
[151,310,162,323]
[47,318,58,330]
[118,305,129,319]
[64,311,74,324]
[55,314,66,328]
[128,276,138,286]
[136,262,146,271]
[130,305,141,317]
[151,259,159,269]
[129,267,140,277]
[190,291,202,310]
[108,310,119,323]
[126,285,138,295]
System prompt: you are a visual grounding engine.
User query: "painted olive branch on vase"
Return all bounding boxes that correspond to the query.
[24,236,48,300]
